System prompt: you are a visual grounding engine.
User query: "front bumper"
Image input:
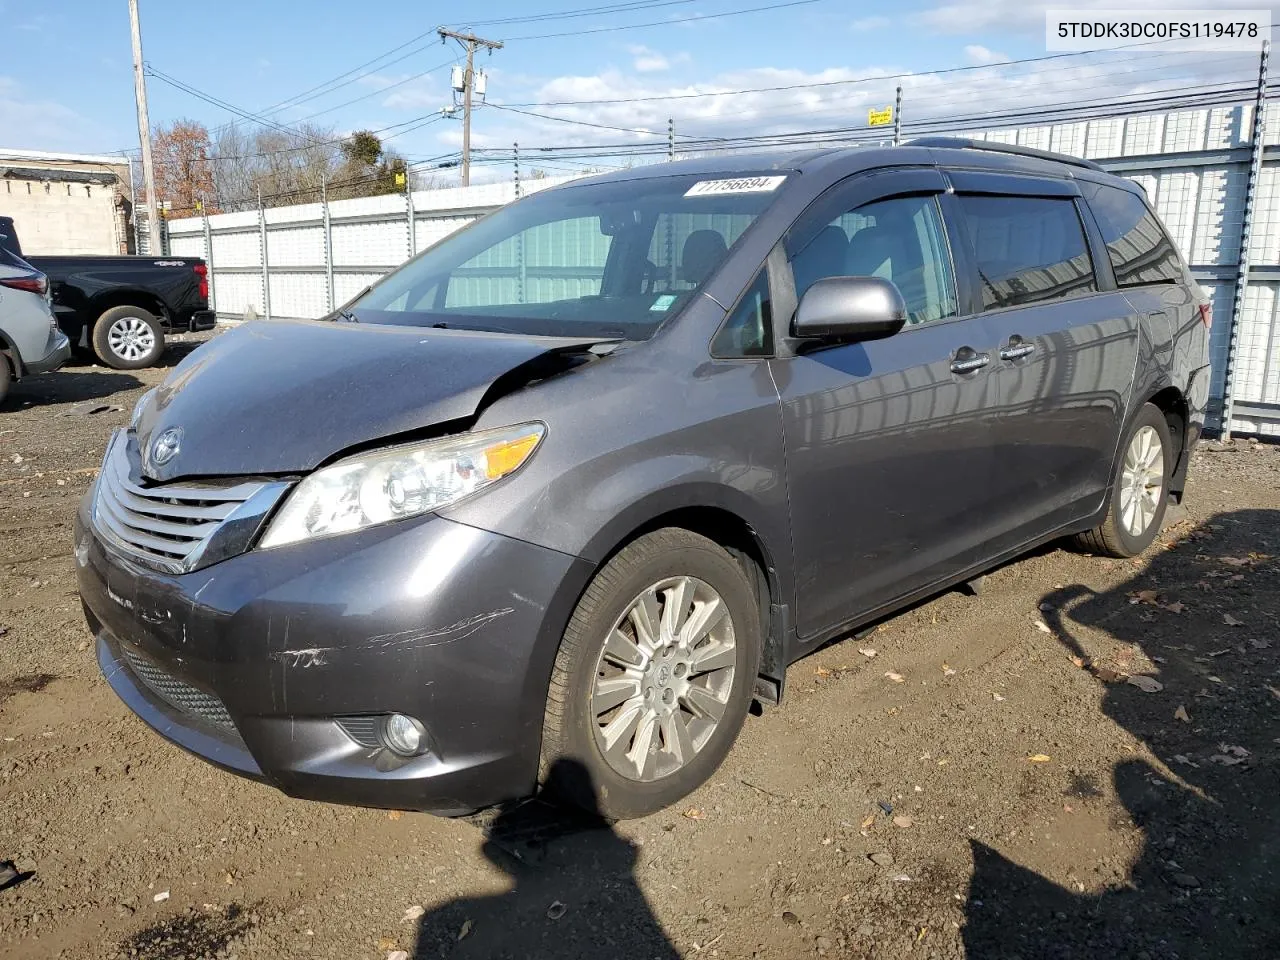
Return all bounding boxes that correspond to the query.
[23,329,71,375]
[77,503,593,815]
[189,310,216,332]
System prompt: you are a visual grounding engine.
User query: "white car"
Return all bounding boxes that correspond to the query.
[0,247,71,405]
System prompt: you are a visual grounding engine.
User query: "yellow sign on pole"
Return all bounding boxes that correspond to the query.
[394,171,407,188]
[868,106,894,127]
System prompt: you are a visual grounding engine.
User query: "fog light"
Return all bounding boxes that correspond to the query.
[380,713,429,757]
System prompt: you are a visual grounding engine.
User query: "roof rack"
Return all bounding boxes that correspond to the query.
[907,136,1105,173]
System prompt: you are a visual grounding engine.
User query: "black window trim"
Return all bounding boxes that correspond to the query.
[709,256,776,360]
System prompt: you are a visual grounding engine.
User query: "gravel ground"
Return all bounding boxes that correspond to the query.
[1,331,1277,960]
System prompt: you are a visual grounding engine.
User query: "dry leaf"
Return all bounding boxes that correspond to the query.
[860,813,876,830]
[992,692,1006,702]
[942,664,957,676]
[1174,705,1190,723]
[403,905,425,922]
[1069,655,1088,669]
[885,671,905,683]
[683,807,706,820]
[376,938,398,952]
[893,815,914,828]
[1130,589,1160,605]
[1223,613,1244,627]
[1127,674,1164,693]
[858,647,877,658]
[458,919,474,941]
[1266,684,1280,701]
[815,666,832,678]
[1028,754,1052,763]
[1034,621,1051,633]
[1248,638,1272,650]
[1163,601,1186,614]
[1219,743,1250,758]
[1220,556,1251,567]
[388,952,409,960]
[387,810,403,821]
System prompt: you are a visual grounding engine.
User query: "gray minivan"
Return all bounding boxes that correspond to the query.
[77,139,1210,818]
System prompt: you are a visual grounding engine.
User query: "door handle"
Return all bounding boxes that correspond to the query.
[999,336,1036,362]
[950,347,990,374]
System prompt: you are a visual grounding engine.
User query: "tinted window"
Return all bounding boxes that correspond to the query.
[791,194,958,326]
[958,195,1097,310]
[1085,183,1183,286]
[711,268,771,357]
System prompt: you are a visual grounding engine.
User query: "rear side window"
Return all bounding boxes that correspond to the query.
[957,195,1097,310]
[1085,183,1183,287]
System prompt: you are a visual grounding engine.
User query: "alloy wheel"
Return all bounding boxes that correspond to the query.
[107,316,156,363]
[1119,424,1164,537]
[591,575,737,782]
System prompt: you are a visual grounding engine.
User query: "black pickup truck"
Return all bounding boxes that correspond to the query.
[1,215,214,370]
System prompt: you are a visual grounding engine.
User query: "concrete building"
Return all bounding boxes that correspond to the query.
[0,148,135,255]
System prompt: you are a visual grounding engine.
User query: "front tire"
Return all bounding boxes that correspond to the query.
[93,306,164,370]
[541,528,762,819]
[0,356,11,406]
[1075,403,1173,557]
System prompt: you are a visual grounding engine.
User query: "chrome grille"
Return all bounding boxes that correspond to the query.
[122,648,235,731]
[92,430,287,574]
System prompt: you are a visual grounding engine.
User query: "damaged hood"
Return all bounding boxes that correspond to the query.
[134,319,605,481]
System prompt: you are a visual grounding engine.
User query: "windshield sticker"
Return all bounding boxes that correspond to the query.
[684,176,787,197]
[650,294,678,312]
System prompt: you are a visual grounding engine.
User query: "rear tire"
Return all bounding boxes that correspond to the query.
[540,528,762,819]
[1074,403,1173,558]
[93,306,164,370]
[0,355,11,406]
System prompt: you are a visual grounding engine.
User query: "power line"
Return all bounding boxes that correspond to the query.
[500,0,823,40]
[450,0,700,27]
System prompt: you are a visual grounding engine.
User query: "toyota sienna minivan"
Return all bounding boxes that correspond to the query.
[77,139,1210,818]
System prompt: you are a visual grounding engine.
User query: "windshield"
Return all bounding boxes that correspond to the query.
[348,172,789,340]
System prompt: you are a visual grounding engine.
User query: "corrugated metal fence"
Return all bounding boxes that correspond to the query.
[167,100,1280,436]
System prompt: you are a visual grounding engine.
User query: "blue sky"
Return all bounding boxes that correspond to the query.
[1,0,1269,182]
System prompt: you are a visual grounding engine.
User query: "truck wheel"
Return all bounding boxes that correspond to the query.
[540,528,762,819]
[1074,403,1173,558]
[93,306,164,370]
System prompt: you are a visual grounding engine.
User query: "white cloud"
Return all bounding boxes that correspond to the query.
[627,45,678,73]
[964,44,1008,65]
[0,76,100,152]
[851,15,890,31]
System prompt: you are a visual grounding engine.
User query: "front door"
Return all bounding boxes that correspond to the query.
[772,170,1000,641]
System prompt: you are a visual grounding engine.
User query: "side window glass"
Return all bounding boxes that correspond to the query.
[711,268,772,358]
[957,195,1098,309]
[1086,183,1184,286]
[790,195,958,326]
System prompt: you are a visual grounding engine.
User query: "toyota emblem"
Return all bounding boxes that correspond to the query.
[150,427,183,466]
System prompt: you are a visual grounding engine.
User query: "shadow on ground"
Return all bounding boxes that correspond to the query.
[965,508,1280,959]
[1,368,142,411]
[414,759,678,960]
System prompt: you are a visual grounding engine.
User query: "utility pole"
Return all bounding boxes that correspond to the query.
[668,118,675,161]
[893,85,903,147]
[439,28,503,187]
[127,0,160,254]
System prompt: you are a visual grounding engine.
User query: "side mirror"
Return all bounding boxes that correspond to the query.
[791,276,908,342]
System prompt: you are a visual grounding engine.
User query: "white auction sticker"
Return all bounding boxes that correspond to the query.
[684,176,787,197]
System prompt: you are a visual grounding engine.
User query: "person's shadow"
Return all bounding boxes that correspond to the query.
[414,759,678,959]
[964,508,1280,959]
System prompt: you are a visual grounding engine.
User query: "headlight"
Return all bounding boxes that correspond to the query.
[258,423,545,549]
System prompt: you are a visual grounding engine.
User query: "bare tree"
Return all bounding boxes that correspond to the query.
[208,125,415,211]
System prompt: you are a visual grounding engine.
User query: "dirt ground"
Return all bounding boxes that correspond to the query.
[1,331,1277,960]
